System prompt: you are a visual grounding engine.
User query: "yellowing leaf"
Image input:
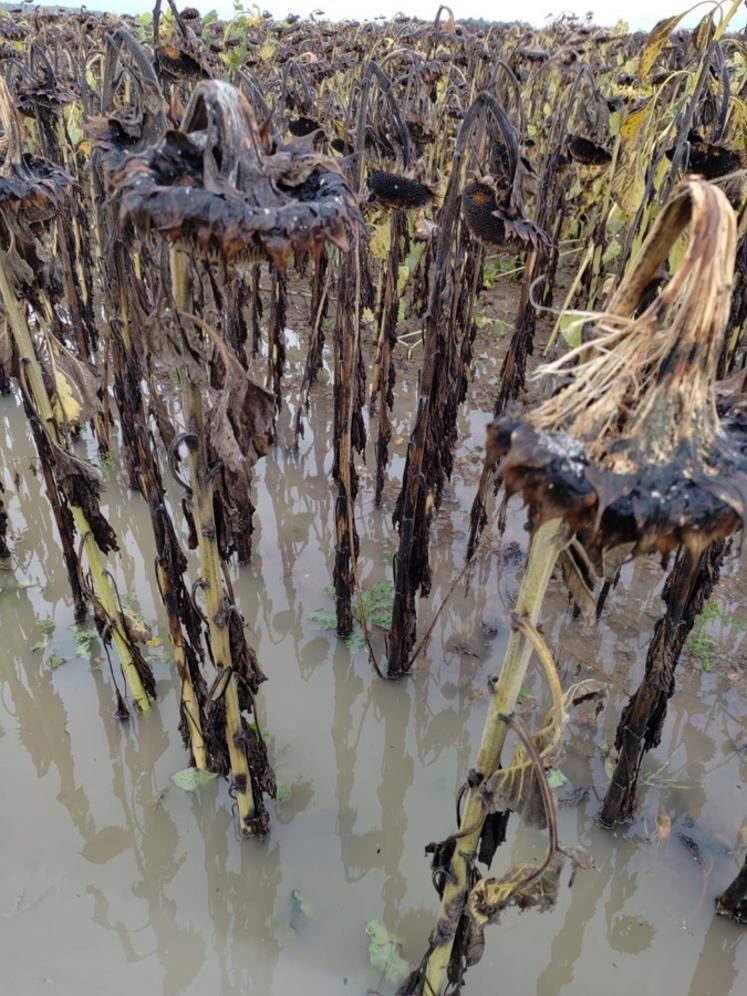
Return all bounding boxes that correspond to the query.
[639,15,684,79]
[618,167,646,222]
[52,369,82,425]
[620,101,651,143]
[369,217,392,260]
[652,155,669,193]
[692,12,715,51]
[259,41,275,62]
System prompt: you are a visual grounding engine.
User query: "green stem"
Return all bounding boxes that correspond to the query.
[421,518,570,994]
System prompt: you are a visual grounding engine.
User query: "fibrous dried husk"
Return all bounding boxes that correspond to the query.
[481,178,747,561]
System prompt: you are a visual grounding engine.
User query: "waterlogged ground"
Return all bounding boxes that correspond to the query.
[1,284,747,996]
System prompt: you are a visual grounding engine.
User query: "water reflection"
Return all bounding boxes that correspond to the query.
[2,349,747,996]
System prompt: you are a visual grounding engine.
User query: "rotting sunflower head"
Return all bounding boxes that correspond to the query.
[366,169,436,210]
[108,80,360,270]
[0,77,73,261]
[86,29,169,170]
[484,177,747,561]
[462,174,550,254]
[567,134,612,166]
[14,45,76,118]
[666,130,743,181]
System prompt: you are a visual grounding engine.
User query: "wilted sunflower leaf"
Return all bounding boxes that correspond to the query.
[639,16,684,79]
[469,850,566,928]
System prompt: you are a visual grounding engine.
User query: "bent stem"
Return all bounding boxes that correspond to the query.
[420,518,570,996]
[171,248,257,831]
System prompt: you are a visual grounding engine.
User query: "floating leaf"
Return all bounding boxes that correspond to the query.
[36,619,55,636]
[276,783,292,802]
[170,768,218,792]
[547,769,569,789]
[48,655,66,669]
[365,920,410,986]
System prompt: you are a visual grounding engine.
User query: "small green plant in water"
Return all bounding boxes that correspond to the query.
[311,581,394,652]
[688,597,743,672]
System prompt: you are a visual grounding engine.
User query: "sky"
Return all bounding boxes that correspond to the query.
[30,0,747,32]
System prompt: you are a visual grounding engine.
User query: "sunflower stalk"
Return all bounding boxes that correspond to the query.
[170,247,260,831]
[117,281,207,766]
[411,517,570,996]
[0,248,152,711]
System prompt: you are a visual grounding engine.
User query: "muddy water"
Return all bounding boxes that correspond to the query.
[1,316,746,996]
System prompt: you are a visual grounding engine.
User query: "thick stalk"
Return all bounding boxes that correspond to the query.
[716,855,747,924]
[0,250,151,710]
[171,249,257,831]
[420,518,569,995]
[70,506,151,712]
[118,287,206,764]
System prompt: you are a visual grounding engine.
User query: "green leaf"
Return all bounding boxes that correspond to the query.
[558,312,585,350]
[170,768,218,792]
[310,609,336,631]
[37,619,55,636]
[48,655,66,670]
[547,769,569,790]
[365,920,410,986]
[276,783,292,802]
[602,240,622,266]
[74,628,99,660]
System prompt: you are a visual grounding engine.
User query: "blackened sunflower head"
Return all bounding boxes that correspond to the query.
[0,77,73,239]
[486,177,747,559]
[108,80,359,269]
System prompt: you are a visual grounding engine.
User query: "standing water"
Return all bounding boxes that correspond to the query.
[1,320,746,996]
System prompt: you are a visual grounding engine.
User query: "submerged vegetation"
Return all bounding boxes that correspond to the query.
[1,0,747,990]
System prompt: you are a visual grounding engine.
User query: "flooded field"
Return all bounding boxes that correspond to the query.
[2,313,746,996]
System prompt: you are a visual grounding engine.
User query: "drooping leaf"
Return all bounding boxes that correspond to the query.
[639,16,684,79]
